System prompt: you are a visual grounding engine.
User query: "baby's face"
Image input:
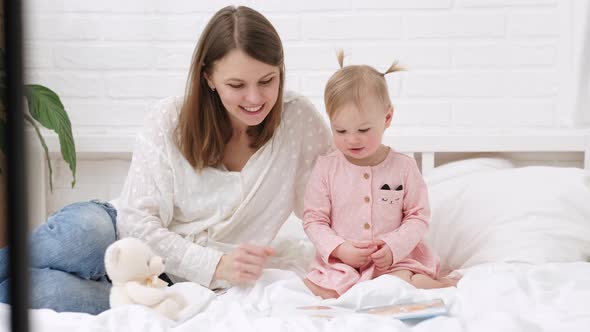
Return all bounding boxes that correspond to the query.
[330,98,392,165]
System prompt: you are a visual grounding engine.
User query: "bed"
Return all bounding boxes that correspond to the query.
[3,129,590,332]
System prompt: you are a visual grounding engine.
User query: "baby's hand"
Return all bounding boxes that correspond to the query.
[332,241,378,268]
[370,239,393,271]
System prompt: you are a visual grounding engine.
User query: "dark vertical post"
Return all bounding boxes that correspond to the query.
[3,0,30,331]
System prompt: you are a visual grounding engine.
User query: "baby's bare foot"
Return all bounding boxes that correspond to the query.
[439,273,462,287]
[303,278,339,299]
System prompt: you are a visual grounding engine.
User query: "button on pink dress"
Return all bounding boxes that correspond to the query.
[303,149,440,295]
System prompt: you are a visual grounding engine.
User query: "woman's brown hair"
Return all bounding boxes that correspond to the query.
[176,6,285,170]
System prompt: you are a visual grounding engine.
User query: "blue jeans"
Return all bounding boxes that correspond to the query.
[0,200,117,314]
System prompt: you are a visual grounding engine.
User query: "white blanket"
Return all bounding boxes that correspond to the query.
[3,163,590,331]
[2,260,590,332]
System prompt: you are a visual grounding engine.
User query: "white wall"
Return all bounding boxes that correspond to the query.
[21,0,588,219]
[572,0,590,125]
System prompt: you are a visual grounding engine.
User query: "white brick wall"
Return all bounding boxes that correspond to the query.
[45,156,131,212]
[21,0,587,216]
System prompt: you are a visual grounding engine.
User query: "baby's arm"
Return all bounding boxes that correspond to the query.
[302,158,346,263]
[379,158,430,265]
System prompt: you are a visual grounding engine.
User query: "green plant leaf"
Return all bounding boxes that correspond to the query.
[24,113,54,191]
[24,84,76,188]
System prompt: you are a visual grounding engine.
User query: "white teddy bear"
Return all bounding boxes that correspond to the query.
[104,237,186,320]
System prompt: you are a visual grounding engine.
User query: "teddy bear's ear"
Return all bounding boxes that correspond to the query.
[106,244,121,267]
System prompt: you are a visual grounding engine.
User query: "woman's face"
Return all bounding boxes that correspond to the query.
[205,49,281,131]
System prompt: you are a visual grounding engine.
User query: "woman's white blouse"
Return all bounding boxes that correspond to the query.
[116,92,332,287]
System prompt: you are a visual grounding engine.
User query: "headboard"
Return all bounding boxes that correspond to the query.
[41,127,590,170]
[24,127,589,229]
[382,128,590,174]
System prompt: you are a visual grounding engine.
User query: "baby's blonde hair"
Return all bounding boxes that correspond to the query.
[324,49,403,118]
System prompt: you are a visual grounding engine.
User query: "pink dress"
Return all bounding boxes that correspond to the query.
[303,149,440,295]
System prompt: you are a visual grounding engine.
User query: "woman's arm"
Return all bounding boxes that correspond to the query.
[117,99,224,287]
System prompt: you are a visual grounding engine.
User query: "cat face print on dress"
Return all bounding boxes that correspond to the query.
[379,183,403,205]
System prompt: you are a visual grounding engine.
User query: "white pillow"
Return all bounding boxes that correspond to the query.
[425,166,590,272]
[424,157,515,186]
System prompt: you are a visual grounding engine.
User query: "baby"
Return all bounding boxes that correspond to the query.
[302,51,459,298]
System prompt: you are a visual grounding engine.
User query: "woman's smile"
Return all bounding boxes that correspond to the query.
[240,103,265,114]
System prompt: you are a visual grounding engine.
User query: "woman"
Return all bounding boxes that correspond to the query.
[0,6,332,314]
[117,5,332,290]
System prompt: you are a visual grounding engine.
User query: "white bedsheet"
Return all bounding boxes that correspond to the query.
[2,258,589,332]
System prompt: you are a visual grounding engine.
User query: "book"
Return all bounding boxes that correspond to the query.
[291,298,447,321]
[356,298,448,320]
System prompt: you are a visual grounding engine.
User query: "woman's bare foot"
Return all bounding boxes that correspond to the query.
[303,278,339,299]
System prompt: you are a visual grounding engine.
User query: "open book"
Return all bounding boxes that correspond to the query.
[356,298,447,320]
[291,298,447,321]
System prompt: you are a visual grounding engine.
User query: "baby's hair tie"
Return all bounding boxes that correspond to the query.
[334,48,405,75]
[336,48,345,69]
[381,60,405,76]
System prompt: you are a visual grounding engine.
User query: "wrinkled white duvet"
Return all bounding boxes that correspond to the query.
[4,162,588,331]
[2,258,589,332]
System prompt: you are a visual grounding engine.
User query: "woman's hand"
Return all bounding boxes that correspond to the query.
[332,241,377,268]
[214,244,274,285]
[370,239,393,271]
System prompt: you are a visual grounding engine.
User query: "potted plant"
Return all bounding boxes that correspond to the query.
[0,48,77,191]
[1,3,76,247]
[1,49,78,246]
